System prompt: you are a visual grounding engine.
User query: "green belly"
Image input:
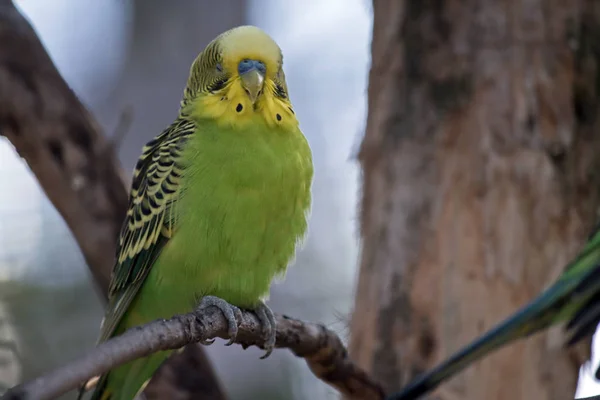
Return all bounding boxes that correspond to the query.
[127,119,311,324]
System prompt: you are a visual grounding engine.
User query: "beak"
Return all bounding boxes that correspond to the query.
[238,59,266,104]
[240,69,265,104]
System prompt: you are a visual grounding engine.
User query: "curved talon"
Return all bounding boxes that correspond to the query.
[196,295,241,346]
[254,301,277,359]
[225,307,243,346]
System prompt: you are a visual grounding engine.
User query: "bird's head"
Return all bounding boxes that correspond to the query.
[181,26,296,129]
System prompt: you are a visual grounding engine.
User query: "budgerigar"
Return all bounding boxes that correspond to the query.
[388,223,600,399]
[79,25,313,400]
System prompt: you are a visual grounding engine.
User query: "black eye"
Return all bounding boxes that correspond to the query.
[275,84,287,99]
[216,63,223,72]
[208,78,227,92]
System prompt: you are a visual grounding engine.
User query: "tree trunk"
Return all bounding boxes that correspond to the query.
[349,1,600,399]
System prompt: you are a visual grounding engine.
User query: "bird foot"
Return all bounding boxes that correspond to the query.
[253,301,277,359]
[196,295,242,346]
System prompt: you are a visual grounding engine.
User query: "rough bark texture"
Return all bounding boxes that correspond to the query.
[350,1,600,399]
[6,311,386,400]
[0,1,226,398]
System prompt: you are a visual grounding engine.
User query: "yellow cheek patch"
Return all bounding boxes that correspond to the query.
[189,79,298,131]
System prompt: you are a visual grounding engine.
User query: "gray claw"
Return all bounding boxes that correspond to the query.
[254,301,277,359]
[197,295,242,346]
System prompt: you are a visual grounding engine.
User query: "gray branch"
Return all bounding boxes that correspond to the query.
[1,308,386,400]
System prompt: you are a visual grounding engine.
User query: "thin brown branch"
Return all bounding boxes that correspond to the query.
[2,309,386,400]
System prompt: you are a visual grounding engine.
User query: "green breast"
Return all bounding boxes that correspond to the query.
[158,117,313,308]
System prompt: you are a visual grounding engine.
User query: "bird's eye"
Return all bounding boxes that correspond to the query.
[216,63,223,72]
[275,84,287,99]
[208,78,227,92]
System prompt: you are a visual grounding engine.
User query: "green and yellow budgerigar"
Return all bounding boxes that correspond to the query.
[79,25,313,400]
[389,223,600,400]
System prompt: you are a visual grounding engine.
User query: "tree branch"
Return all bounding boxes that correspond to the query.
[1,310,386,400]
[0,0,126,295]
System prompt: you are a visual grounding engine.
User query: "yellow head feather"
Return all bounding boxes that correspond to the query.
[217,26,282,80]
[182,25,297,130]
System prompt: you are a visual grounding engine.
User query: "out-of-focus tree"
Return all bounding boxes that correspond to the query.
[350,1,600,400]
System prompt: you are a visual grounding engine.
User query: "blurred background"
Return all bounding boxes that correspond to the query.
[1,1,599,399]
[0,0,368,399]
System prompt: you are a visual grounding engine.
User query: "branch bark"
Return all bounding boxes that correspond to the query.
[0,1,226,398]
[1,310,385,400]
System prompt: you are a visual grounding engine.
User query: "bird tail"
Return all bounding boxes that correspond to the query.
[78,350,173,400]
[89,373,118,400]
[387,281,577,400]
[76,375,104,400]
